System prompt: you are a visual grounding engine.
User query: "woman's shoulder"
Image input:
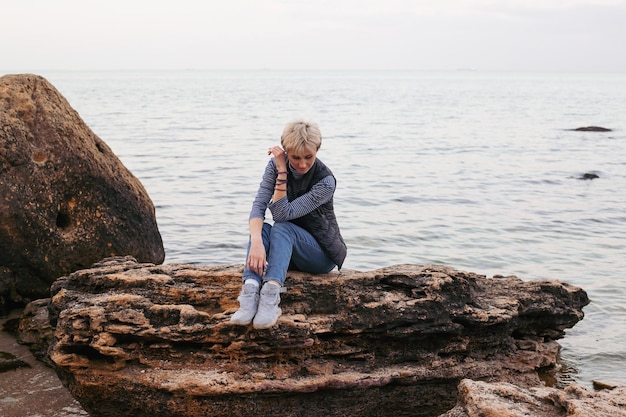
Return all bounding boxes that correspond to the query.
[262,157,278,173]
[313,158,335,178]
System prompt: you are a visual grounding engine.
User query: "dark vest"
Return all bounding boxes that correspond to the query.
[287,159,347,269]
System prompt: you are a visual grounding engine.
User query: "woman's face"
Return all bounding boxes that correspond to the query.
[287,147,317,174]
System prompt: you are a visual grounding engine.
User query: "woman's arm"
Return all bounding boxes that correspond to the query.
[268,145,288,204]
[246,217,266,275]
[249,160,278,220]
[269,175,335,222]
[246,148,288,274]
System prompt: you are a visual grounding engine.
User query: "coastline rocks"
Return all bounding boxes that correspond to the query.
[0,74,164,310]
[441,379,626,417]
[28,256,588,417]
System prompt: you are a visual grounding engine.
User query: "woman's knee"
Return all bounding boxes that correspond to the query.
[261,222,273,238]
[269,221,294,237]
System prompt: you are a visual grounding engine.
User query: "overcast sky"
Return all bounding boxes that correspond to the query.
[2,0,626,72]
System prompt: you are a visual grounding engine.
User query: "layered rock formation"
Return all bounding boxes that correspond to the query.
[0,74,164,310]
[442,379,626,417]
[20,256,589,417]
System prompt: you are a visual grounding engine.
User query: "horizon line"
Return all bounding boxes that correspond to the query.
[3,68,626,74]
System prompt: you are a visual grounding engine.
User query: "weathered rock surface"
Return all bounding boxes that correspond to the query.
[440,379,626,417]
[16,298,56,365]
[20,256,589,417]
[0,74,164,310]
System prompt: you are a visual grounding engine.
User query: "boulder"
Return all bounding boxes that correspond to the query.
[23,256,588,417]
[440,379,626,417]
[0,74,164,310]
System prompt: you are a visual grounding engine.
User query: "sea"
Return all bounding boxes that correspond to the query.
[14,69,626,388]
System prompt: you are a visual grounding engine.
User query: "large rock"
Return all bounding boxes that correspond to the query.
[0,74,164,310]
[440,379,626,417]
[26,256,588,417]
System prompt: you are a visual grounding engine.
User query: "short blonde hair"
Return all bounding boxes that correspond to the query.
[281,119,322,154]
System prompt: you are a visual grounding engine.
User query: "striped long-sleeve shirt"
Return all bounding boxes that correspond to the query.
[249,158,336,223]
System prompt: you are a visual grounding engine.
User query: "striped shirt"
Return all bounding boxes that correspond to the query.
[249,158,336,223]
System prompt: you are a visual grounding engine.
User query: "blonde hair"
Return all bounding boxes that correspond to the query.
[281,119,322,154]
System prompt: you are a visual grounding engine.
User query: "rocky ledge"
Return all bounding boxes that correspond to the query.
[20,256,589,417]
[443,379,626,417]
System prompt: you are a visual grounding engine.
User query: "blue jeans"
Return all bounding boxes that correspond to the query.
[242,222,336,286]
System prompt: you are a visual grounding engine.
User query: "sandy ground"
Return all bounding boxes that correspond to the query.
[0,311,89,417]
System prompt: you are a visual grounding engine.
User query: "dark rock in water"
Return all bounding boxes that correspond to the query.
[0,74,164,310]
[440,379,626,417]
[0,350,31,372]
[593,379,621,391]
[571,126,612,132]
[578,173,600,180]
[21,256,589,417]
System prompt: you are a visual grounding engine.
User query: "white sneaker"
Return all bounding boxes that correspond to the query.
[230,283,260,325]
[252,283,283,329]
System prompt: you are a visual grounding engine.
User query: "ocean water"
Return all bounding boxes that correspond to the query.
[27,70,626,387]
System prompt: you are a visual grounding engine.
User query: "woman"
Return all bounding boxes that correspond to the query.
[231,119,347,329]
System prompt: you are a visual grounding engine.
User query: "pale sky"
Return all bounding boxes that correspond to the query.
[2,0,626,72]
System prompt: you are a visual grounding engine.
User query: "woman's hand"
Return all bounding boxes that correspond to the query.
[246,238,267,275]
[268,145,287,171]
